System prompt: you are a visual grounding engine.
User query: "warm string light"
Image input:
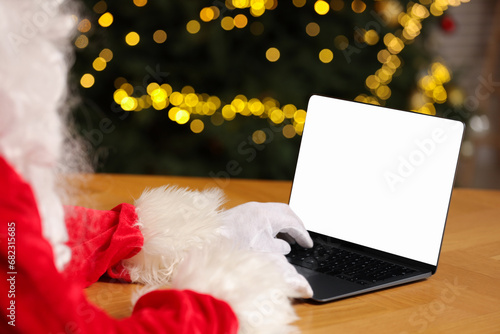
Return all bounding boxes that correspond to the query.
[77,0,468,140]
[112,81,305,140]
[410,61,452,115]
[356,0,467,113]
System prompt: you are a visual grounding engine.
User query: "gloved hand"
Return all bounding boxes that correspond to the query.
[266,252,313,298]
[219,202,313,254]
[219,202,314,298]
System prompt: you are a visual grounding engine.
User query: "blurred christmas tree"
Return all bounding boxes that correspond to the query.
[71,0,469,179]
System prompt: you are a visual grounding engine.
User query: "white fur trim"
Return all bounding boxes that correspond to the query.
[123,186,226,285]
[171,241,300,334]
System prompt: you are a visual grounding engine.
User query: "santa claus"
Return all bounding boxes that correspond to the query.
[0,1,313,333]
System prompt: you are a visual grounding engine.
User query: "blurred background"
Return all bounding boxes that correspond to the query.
[70,0,500,188]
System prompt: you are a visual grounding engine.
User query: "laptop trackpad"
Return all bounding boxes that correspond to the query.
[295,266,362,302]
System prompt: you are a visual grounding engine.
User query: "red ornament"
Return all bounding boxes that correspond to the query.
[440,15,456,33]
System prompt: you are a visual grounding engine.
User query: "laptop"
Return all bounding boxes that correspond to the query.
[286,95,464,302]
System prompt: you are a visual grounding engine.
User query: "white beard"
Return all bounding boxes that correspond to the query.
[0,0,84,271]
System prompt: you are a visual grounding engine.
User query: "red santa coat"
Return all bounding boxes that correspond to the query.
[0,156,238,333]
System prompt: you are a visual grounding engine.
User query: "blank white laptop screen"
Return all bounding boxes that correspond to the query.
[289,96,464,266]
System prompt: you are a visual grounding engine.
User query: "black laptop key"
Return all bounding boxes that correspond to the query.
[288,242,417,285]
[302,257,318,269]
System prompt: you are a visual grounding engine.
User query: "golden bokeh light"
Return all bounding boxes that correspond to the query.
[150,88,168,103]
[125,31,140,46]
[319,49,334,63]
[294,109,307,124]
[152,99,167,111]
[221,16,235,30]
[121,97,138,111]
[233,0,250,8]
[263,96,278,110]
[418,103,436,115]
[200,7,215,22]
[270,109,285,124]
[432,85,447,103]
[365,75,381,90]
[186,20,201,34]
[113,89,128,104]
[222,105,236,120]
[93,1,107,14]
[377,49,390,63]
[74,35,89,49]
[208,96,221,110]
[351,0,366,13]
[168,107,179,121]
[133,0,147,7]
[99,48,113,62]
[265,0,277,10]
[293,0,306,7]
[248,98,265,116]
[266,47,280,62]
[153,30,167,43]
[175,109,190,124]
[431,62,451,83]
[306,22,320,37]
[234,14,248,28]
[376,85,391,100]
[430,3,444,16]
[185,93,199,107]
[250,6,266,17]
[161,84,173,96]
[190,119,204,133]
[169,92,184,106]
[314,1,330,15]
[231,97,246,113]
[252,130,267,144]
[120,83,134,95]
[211,6,221,19]
[80,73,95,88]
[376,68,392,84]
[283,104,297,118]
[364,30,379,45]
[411,3,430,19]
[294,122,305,135]
[331,0,345,11]
[92,57,107,71]
[181,85,195,94]
[282,124,296,139]
[98,12,113,27]
[78,19,91,33]
[383,33,404,54]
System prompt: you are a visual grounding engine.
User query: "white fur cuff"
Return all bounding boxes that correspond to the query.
[123,185,226,285]
[171,241,299,334]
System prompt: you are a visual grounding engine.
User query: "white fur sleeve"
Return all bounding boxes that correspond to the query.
[170,241,300,334]
[123,185,226,285]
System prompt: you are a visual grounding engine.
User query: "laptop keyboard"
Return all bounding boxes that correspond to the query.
[287,242,417,286]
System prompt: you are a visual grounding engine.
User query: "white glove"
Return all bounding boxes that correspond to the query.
[219,202,314,298]
[267,252,313,298]
[220,202,313,253]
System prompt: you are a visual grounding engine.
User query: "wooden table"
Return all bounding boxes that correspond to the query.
[75,174,500,333]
